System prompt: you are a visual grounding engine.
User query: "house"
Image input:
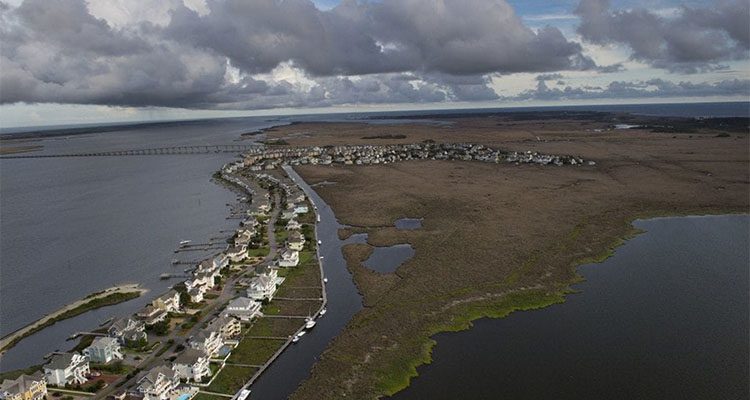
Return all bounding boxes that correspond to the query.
[246,266,282,301]
[224,297,262,321]
[137,305,168,326]
[278,248,299,267]
[286,219,301,231]
[205,316,241,340]
[213,254,229,270]
[234,229,255,246]
[84,337,123,364]
[136,365,179,400]
[188,329,223,357]
[281,210,296,220]
[188,287,204,303]
[108,318,146,344]
[293,204,309,215]
[225,245,247,263]
[44,353,90,386]
[0,372,47,400]
[172,349,210,383]
[153,290,180,313]
[287,231,305,251]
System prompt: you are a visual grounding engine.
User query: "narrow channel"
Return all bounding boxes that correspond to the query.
[245,166,363,400]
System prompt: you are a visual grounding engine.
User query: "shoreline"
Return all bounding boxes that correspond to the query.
[0,284,146,355]
[342,209,749,397]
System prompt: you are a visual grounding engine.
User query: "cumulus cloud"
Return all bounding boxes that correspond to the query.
[575,0,750,73]
[515,77,750,101]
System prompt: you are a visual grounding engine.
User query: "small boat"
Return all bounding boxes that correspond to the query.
[317,239,322,245]
[179,240,191,246]
[293,331,306,343]
[316,215,321,222]
[305,318,316,329]
[237,389,252,400]
[99,317,113,326]
[319,308,327,316]
[323,278,328,283]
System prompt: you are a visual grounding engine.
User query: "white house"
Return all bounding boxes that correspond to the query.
[0,372,47,400]
[234,229,255,247]
[293,204,309,215]
[44,353,90,386]
[205,316,241,340]
[278,248,299,267]
[246,266,283,301]
[287,231,305,251]
[153,290,181,313]
[286,219,301,231]
[84,337,123,364]
[136,365,180,400]
[225,245,247,263]
[188,329,224,358]
[224,297,262,321]
[172,349,210,383]
[137,305,168,326]
[108,318,147,344]
[281,210,296,220]
[188,287,204,303]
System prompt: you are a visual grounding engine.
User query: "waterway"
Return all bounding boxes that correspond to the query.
[243,167,362,400]
[390,214,749,400]
[363,244,415,273]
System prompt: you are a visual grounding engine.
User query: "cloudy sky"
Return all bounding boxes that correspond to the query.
[0,0,748,127]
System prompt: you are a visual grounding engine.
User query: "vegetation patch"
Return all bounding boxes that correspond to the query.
[227,338,286,365]
[205,365,258,394]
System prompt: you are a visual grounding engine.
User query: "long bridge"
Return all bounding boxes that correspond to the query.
[0,144,262,159]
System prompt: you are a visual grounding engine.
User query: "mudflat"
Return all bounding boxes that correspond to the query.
[265,114,749,399]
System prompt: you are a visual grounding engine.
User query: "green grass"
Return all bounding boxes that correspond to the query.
[1,291,141,352]
[205,365,257,394]
[227,337,286,365]
[298,251,316,266]
[246,247,270,258]
[194,393,229,400]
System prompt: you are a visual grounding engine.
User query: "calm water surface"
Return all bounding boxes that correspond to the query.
[363,244,415,273]
[391,215,749,400]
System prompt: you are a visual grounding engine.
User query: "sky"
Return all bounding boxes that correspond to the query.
[0,0,748,128]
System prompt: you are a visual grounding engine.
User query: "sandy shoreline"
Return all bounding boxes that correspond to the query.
[0,284,146,354]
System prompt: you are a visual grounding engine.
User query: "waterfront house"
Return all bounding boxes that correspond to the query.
[281,210,296,220]
[84,337,123,364]
[246,266,282,301]
[136,365,180,400]
[188,329,224,357]
[286,219,301,231]
[108,318,147,344]
[0,372,47,400]
[137,305,168,325]
[205,316,241,340]
[213,253,229,270]
[287,231,305,251]
[44,352,90,386]
[172,349,211,383]
[153,290,180,313]
[224,297,262,321]
[188,287,205,303]
[278,248,300,267]
[293,204,309,215]
[234,229,255,247]
[226,245,247,263]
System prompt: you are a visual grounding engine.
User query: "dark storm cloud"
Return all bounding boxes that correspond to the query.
[518,77,750,101]
[0,0,594,108]
[575,0,750,73]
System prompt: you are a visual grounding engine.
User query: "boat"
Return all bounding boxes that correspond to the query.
[179,240,191,246]
[323,277,328,283]
[316,215,321,222]
[237,389,251,400]
[317,239,322,245]
[293,331,306,342]
[319,308,327,317]
[305,318,316,329]
[171,259,179,264]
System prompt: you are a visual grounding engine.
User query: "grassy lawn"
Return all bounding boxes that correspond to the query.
[246,317,301,337]
[261,303,281,315]
[278,263,321,287]
[270,299,323,316]
[298,251,316,266]
[275,286,321,298]
[205,365,257,394]
[246,247,269,258]
[227,338,286,365]
[194,393,230,400]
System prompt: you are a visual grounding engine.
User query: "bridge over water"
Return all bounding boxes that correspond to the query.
[0,144,263,159]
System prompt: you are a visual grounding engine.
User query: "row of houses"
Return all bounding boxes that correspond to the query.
[239,142,593,169]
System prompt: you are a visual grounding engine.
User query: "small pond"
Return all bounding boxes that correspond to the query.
[395,218,423,230]
[363,244,415,273]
